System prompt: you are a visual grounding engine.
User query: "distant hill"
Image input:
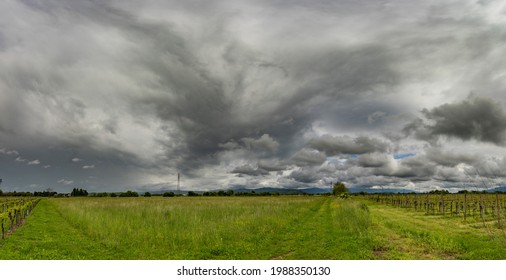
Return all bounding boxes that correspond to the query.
[231,187,331,195]
[485,186,506,193]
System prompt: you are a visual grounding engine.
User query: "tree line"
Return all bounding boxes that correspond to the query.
[0,187,341,198]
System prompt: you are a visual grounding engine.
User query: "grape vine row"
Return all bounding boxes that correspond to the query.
[369,193,506,225]
[0,197,41,239]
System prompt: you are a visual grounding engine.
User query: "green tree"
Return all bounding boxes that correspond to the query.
[71,188,88,197]
[332,182,349,196]
[187,191,199,196]
[119,190,139,197]
[163,192,175,197]
[144,192,152,197]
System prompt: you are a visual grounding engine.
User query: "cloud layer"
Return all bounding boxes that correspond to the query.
[1,0,506,192]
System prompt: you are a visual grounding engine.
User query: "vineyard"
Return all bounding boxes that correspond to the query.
[0,197,40,240]
[369,193,506,225]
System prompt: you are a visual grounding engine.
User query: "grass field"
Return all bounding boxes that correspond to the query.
[1,196,506,260]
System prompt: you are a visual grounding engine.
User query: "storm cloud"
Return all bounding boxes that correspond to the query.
[405,96,506,145]
[1,0,506,193]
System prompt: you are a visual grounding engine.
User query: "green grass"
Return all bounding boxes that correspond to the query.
[0,198,115,259]
[1,196,506,259]
[367,201,506,259]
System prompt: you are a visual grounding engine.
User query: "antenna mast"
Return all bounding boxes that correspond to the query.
[177,173,180,193]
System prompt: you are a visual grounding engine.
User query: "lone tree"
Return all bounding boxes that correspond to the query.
[332,182,349,196]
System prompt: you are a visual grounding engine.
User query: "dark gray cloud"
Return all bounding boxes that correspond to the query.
[425,147,477,167]
[257,159,287,172]
[308,135,390,155]
[231,164,269,177]
[290,148,327,167]
[241,134,279,153]
[391,157,438,180]
[357,153,391,168]
[288,168,321,184]
[405,96,506,145]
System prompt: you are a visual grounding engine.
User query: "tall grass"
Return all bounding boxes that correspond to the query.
[41,196,376,259]
[51,196,327,259]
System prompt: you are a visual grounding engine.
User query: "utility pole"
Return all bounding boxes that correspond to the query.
[177,173,180,194]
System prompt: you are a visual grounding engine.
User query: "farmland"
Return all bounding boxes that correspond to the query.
[1,195,506,259]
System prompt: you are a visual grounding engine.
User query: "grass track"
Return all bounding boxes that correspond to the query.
[0,199,116,259]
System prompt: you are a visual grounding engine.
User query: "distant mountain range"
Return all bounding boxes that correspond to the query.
[231,187,331,195]
[146,185,506,195]
[485,186,506,192]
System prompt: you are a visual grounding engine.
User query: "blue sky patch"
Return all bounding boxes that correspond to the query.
[394,153,416,160]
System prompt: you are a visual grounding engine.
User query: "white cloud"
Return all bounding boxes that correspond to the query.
[57,179,74,185]
[28,159,40,165]
[15,157,26,162]
[83,165,95,169]
[0,148,19,156]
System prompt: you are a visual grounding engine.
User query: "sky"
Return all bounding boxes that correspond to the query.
[1,0,506,193]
